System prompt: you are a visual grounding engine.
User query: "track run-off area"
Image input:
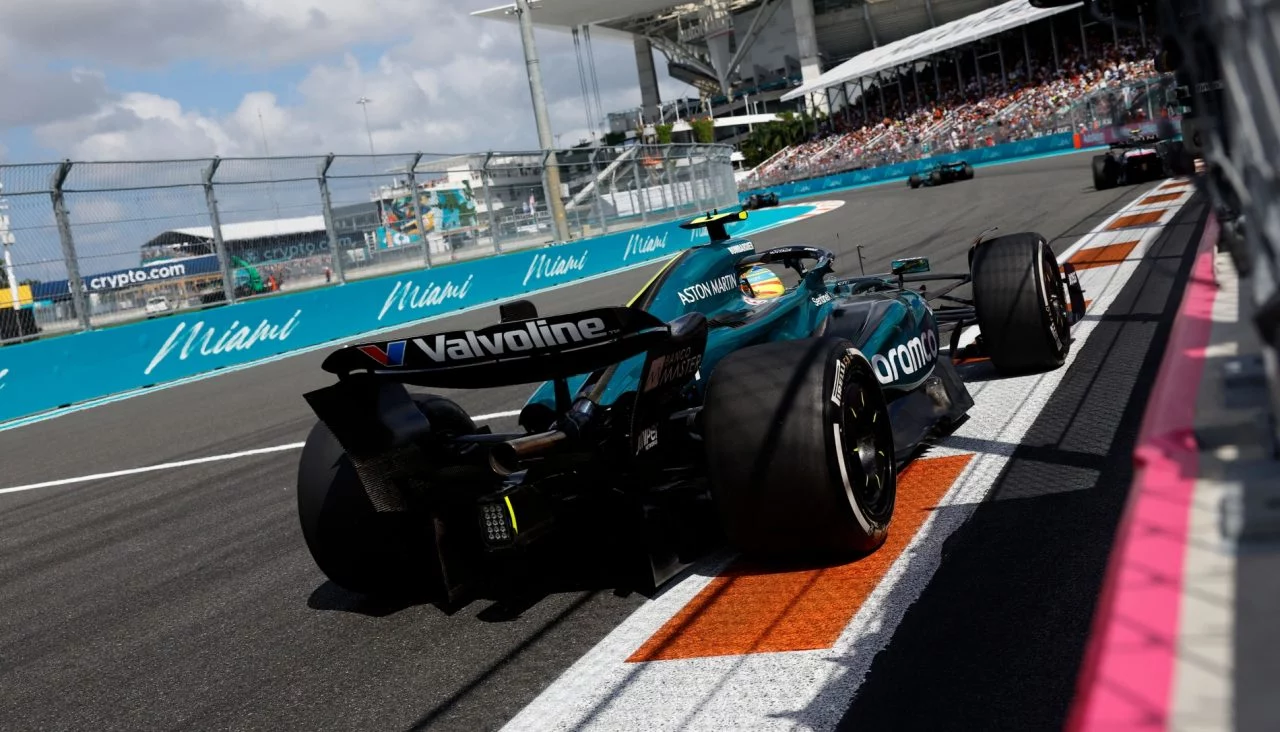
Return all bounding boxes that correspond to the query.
[0,152,1210,731]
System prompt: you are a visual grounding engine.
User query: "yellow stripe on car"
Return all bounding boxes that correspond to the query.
[626,255,681,308]
[503,495,519,533]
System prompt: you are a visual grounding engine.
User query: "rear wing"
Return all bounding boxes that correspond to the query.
[321,306,672,389]
[1110,133,1163,149]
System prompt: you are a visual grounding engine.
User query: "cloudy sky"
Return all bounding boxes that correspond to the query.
[0,0,699,163]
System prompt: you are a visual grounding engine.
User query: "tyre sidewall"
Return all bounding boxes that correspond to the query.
[822,347,896,543]
[705,338,894,556]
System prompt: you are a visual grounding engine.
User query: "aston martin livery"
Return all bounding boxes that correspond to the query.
[743,191,780,210]
[297,209,1086,605]
[909,160,975,189]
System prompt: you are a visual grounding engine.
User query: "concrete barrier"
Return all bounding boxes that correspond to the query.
[0,204,814,425]
[741,131,1086,201]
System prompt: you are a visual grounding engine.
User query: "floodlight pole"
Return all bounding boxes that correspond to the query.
[357,97,376,157]
[514,0,570,244]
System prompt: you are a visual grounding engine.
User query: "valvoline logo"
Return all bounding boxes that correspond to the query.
[359,340,407,367]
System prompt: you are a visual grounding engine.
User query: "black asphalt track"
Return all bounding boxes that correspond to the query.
[834,188,1208,732]
[0,152,1194,731]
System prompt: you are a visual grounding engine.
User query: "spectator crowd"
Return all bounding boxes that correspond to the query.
[744,29,1170,189]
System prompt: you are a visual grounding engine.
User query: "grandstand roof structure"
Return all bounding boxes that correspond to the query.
[472,1,761,39]
[781,0,1083,101]
[166,216,327,243]
[473,1,1021,101]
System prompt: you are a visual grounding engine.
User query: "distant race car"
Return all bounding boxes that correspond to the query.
[909,161,975,189]
[1092,131,1191,191]
[743,192,780,210]
[296,210,1086,604]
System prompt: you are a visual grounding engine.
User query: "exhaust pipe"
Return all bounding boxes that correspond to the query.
[489,429,569,476]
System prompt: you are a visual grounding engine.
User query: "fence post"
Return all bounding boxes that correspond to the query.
[49,160,90,331]
[699,146,711,208]
[685,146,699,213]
[202,157,236,304]
[482,153,502,253]
[405,153,431,268]
[632,150,648,223]
[317,154,347,284]
[705,146,719,208]
[589,148,609,235]
[656,147,671,213]
[540,150,561,241]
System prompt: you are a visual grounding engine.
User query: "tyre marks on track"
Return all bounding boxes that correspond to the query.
[499,180,1201,732]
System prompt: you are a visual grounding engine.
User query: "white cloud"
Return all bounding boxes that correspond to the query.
[0,66,113,129]
[34,92,241,160]
[0,0,426,69]
[3,0,704,162]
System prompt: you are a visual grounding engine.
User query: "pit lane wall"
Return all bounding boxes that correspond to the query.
[740,131,1090,201]
[0,205,813,425]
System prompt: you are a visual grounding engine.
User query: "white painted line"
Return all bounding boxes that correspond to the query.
[473,410,522,422]
[0,410,524,496]
[0,444,307,495]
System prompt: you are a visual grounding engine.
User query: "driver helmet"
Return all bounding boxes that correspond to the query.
[738,264,785,302]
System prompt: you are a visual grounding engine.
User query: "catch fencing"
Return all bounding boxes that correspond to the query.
[0,144,738,344]
[741,73,1185,190]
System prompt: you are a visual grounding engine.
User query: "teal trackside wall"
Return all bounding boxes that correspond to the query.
[740,132,1087,200]
[0,205,813,425]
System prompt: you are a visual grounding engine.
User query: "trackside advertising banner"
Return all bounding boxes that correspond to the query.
[740,131,1085,201]
[0,205,811,424]
[33,255,223,299]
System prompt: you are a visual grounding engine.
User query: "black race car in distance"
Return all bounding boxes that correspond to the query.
[296,210,1086,607]
[743,192,780,210]
[909,161,975,189]
[1092,131,1192,191]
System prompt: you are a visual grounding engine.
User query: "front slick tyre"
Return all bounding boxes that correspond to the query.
[704,338,896,559]
[971,233,1071,375]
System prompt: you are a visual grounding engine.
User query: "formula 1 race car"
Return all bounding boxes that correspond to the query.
[297,210,1086,604]
[742,192,780,210]
[1092,131,1191,191]
[909,161,975,189]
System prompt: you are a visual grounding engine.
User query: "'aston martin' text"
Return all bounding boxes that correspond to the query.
[677,274,738,305]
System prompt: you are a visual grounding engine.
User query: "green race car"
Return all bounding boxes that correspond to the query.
[297,210,1085,605]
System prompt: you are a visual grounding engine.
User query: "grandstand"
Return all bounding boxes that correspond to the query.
[474,1,1175,188]
[744,1,1176,187]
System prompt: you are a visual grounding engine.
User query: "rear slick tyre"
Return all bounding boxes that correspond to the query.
[296,395,473,598]
[971,233,1072,375]
[1092,155,1115,191]
[703,337,896,558]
